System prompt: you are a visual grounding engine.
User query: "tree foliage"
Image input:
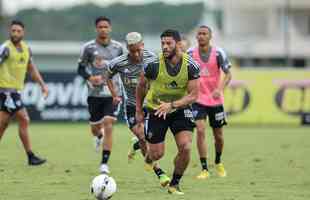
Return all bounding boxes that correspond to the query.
[2,2,204,41]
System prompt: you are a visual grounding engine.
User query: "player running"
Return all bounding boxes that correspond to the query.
[77,16,123,174]
[188,25,232,179]
[0,20,48,166]
[136,29,200,195]
[107,32,170,187]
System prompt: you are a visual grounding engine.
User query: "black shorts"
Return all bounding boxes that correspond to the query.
[125,105,147,130]
[145,107,195,144]
[87,96,120,125]
[192,103,227,128]
[0,92,24,114]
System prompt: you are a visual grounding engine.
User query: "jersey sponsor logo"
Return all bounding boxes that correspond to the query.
[19,57,26,64]
[166,81,178,89]
[124,77,138,86]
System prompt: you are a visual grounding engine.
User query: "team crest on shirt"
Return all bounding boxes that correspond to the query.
[200,68,209,76]
[93,51,107,69]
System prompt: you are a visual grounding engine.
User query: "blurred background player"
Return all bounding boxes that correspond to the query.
[77,16,123,174]
[188,25,232,179]
[180,36,191,53]
[0,20,48,166]
[107,32,170,187]
[136,29,200,195]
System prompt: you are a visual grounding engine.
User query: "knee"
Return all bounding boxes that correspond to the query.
[149,150,164,161]
[19,115,30,128]
[196,125,205,136]
[178,142,192,156]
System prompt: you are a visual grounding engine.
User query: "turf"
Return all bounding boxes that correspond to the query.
[0,123,309,200]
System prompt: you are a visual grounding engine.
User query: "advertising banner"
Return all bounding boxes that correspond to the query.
[224,69,310,125]
[22,70,310,125]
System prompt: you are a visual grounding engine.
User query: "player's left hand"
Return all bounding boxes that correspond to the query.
[155,101,172,119]
[41,84,49,99]
[212,88,222,99]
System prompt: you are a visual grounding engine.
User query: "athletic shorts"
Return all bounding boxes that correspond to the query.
[0,92,24,114]
[125,105,147,130]
[87,96,120,125]
[192,103,227,128]
[144,107,195,144]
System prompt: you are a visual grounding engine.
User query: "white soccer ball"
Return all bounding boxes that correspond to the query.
[91,174,117,200]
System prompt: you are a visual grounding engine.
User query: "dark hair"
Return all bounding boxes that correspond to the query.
[160,29,181,42]
[95,16,111,26]
[11,20,25,29]
[199,25,212,35]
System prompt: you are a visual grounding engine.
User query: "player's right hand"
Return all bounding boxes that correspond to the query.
[88,75,104,86]
[112,96,122,105]
[41,84,49,99]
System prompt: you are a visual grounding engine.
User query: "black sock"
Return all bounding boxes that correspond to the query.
[153,167,164,178]
[101,150,111,164]
[27,151,34,159]
[200,157,208,170]
[215,152,222,164]
[169,173,183,186]
[133,141,140,150]
[97,134,103,139]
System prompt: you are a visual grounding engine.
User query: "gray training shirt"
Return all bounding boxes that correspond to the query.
[78,39,123,97]
[108,49,157,106]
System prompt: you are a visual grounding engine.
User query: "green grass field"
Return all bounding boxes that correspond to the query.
[0,123,310,200]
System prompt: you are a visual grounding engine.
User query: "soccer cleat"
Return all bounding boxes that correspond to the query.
[196,169,210,179]
[99,164,110,174]
[168,185,184,195]
[215,163,227,177]
[28,155,46,166]
[128,137,139,162]
[159,174,170,187]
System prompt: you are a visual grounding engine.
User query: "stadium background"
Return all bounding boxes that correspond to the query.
[0,1,310,200]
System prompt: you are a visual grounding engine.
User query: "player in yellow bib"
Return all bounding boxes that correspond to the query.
[0,20,48,166]
[136,30,200,195]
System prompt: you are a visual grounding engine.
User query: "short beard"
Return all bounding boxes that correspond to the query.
[166,48,177,60]
[10,36,22,44]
